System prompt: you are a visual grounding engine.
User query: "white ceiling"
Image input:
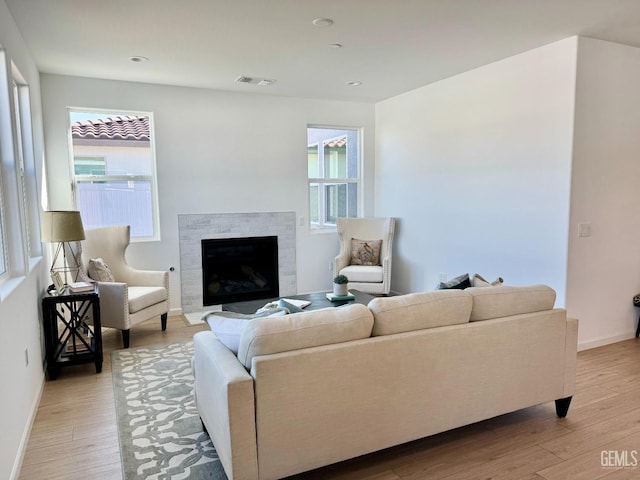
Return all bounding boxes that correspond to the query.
[6,0,640,103]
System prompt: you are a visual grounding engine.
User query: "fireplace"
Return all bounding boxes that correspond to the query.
[201,236,279,305]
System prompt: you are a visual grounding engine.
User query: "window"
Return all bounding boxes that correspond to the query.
[12,72,40,261]
[0,195,6,279]
[307,127,359,229]
[68,109,160,240]
[0,52,10,281]
[73,157,106,176]
[0,52,41,291]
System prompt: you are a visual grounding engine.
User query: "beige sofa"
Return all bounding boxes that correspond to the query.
[193,285,578,480]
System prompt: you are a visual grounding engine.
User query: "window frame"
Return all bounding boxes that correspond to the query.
[0,50,43,296]
[67,108,161,242]
[12,70,41,264]
[0,167,7,283]
[307,126,361,231]
[0,51,10,283]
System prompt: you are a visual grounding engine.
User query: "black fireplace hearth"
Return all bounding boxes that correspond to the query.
[201,236,279,305]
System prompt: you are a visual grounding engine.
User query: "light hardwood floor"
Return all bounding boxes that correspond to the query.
[19,317,640,480]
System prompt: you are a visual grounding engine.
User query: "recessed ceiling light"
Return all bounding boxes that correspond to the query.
[346,81,362,86]
[235,75,277,86]
[330,43,343,48]
[129,56,149,63]
[312,17,333,27]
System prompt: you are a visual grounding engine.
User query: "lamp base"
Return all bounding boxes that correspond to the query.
[50,241,82,285]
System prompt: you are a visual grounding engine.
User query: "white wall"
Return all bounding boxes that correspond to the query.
[40,74,375,308]
[566,37,640,349]
[375,38,578,304]
[0,1,49,478]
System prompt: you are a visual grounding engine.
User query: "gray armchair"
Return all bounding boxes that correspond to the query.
[77,225,169,348]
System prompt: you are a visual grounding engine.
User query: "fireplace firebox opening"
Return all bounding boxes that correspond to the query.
[201,236,279,305]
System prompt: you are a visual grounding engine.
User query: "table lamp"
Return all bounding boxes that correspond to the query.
[41,210,86,285]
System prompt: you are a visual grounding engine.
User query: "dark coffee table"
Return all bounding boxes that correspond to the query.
[223,290,375,314]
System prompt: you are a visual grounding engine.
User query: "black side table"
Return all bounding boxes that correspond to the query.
[41,286,103,380]
[634,293,640,338]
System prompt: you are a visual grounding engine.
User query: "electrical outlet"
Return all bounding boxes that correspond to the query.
[24,347,29,367]
[578,223,592,237]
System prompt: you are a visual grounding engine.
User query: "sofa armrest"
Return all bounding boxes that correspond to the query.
[563,316,579,397]
[96,281,129,330]
[334,252,351,277]
[193,331,258,480]
[381,255,392,284]
[120,267,168,288]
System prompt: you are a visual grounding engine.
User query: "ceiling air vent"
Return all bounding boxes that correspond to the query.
[235,75,276,86]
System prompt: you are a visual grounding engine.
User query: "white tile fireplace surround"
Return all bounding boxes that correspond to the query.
[178,212,297,314]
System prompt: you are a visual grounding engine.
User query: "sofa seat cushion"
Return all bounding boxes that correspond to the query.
[340,265,383,283]
[467,284,556,321]
[237,303,374,369]
[368,290,472,336]
[127,286,168,314]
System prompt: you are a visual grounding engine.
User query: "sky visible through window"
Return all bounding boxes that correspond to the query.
[69,112,114,123]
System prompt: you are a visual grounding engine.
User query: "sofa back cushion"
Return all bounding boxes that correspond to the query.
[467,285,556,321]
[368,290,472,336]
[237,303,374,369]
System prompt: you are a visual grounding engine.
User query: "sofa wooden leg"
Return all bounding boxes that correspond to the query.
[555,396,572,418]
[636,315,640,338]
[161,313,168,331]
[122,329,130,348]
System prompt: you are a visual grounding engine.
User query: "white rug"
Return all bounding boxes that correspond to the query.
[184,306,222,326]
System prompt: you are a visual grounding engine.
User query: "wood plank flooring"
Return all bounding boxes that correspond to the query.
[18,318,640,480]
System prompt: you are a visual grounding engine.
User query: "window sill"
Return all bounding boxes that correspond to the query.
[0,275,26,302]
[28,255,44,272]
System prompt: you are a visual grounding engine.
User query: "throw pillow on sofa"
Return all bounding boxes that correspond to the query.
[437,273,470,290]
[87,258,115,282]
[471,273,504,287]
[350,238,382,265]
[203,307,289,354]
[203,313,250,354]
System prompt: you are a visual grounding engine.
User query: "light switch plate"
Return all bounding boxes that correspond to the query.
[578,223,592,237]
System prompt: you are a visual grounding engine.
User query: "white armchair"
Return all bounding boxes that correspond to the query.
[77,225,169,348]
[333,217,396,295]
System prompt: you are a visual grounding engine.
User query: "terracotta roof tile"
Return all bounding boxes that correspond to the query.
[71,115,149,141]
[324,137,346,148]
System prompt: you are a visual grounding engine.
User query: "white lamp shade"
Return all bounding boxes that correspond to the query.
[41,211,86,242]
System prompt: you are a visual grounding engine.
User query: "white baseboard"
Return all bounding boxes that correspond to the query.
[169,307,183,317]
[578,331,637,351]
[11,373,45,480]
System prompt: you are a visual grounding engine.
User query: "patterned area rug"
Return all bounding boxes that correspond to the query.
[112,341,228,480]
